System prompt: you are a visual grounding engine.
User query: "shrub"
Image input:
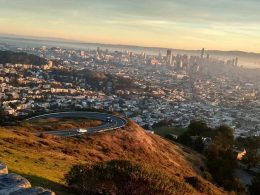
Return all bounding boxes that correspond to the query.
[185,176,203,192]
[65,160,193,195]
[249,173,260,195]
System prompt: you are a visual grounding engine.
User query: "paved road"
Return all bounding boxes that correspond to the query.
[26,111,128,137]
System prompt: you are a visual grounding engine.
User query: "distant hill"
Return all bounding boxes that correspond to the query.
[1,34,260,56]
[1,35,260,68]
[50,68,142,93]
[0,120,226,194]
[0,50,47,65]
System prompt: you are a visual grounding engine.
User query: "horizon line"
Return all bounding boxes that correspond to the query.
[1,33,260,55]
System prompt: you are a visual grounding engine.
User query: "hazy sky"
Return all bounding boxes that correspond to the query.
[0,0,260,52]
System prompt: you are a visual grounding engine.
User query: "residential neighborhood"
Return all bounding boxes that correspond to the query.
[0,45,259,138]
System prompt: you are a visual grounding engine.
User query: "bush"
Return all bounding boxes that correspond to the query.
[177,132,192,147]
[188,120,212,137]
[203,171,213,182]
[249,173,260,195]
[185,177,203,192]
[65,160,192,195]
[205,125,244,192]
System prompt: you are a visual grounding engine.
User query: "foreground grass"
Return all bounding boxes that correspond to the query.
[18,117,102,132]
[0,121,226,195]
[0,118,102,195]
[0,130,74,194]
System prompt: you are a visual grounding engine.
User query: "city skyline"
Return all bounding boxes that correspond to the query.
[0,0,260,52]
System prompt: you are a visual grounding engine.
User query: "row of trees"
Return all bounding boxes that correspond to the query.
[206,125,244,191]
[176,120,260,194]
[176,120,212,153]
[176,121,249,192]
[0,50,47,65]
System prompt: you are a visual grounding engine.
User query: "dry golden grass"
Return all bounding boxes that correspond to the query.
[17,118,102,132]
[0,120,226,195]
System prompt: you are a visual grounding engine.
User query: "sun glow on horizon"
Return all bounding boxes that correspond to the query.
[0,0,260,52]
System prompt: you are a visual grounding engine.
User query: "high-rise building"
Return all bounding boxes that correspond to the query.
[158,51,162,59]
[234,57,238,66]
[166,49,173,65]
[142,52,147,59]
[80,50,85,57]
[97,47,101,55]
[201,48,205,58]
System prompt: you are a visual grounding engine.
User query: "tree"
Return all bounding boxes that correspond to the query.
[236,136,260,168]
[0,105,7,124]
[206,125,240,191]
[0,50,47,65]
[152,120,171,128]
[188,120,212,137]
[213,125,234,150]
[193,137,204,153]
[178,132,192,147]
[249,173,260,195]
[207,146,237,190]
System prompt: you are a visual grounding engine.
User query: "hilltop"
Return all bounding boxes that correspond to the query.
[49,68,143,94]
[0,50,47,65]
[0,120,226,194]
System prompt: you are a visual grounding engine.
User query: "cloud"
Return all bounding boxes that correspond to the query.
[50,18,65,25]
[105,19,169,26]
[0,0,260,52]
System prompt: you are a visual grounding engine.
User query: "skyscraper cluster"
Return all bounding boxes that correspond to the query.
[164,48,239,73]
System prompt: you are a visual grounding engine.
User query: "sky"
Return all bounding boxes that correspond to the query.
[0,0,260,52]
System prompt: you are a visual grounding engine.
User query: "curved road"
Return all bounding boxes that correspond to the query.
[26,111,128,137]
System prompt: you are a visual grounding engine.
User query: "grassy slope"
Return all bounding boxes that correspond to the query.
[18,118,102,132]
[0,121,226,195]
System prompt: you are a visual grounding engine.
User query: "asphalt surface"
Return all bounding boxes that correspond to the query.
[26,111,128,137]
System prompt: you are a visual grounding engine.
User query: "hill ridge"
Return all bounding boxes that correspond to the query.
[0,120,226,194]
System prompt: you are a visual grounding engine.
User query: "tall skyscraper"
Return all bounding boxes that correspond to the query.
[158,51,162,59]
[201,48,205,58]
[234,57,238,66]
[142,52,147,59]
[166,49,173,65]
[97,47,101,55]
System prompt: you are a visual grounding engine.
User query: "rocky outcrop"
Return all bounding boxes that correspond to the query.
[10,187,55,195]
[0,164,8,175]
[0,173,31,194]
[0,163,55,195]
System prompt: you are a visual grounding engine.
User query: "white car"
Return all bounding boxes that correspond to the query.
[106,117,113,123]
[76,128,88,133]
